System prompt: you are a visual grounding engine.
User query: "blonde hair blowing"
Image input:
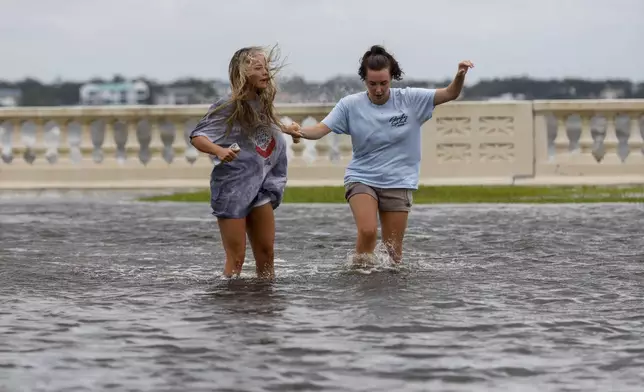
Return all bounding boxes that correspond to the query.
[207,44,286,135]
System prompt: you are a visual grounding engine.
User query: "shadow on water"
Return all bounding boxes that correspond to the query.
[201,278,288,316]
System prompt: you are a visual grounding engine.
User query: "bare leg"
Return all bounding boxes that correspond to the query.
[379,211,409,263]
[348,193,379,265]
[217,217,247,277]
[245,203,276,279]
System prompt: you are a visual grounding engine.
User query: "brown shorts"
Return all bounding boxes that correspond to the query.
[344,182,413,212]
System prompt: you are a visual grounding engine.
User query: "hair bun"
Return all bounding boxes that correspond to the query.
[369,45,387,56]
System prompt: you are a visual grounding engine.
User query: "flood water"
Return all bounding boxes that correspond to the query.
[1,192,643,391]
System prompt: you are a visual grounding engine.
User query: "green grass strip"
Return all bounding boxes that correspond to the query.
[139,185,644,204]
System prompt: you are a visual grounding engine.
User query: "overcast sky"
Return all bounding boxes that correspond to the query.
[1,0,642,83]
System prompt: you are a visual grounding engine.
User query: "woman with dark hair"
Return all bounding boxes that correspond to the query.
[297,45,474,265]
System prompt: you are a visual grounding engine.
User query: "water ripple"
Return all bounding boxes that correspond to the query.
[1,194,644,391]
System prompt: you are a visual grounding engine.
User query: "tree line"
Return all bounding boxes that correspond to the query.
[1,74,642,106]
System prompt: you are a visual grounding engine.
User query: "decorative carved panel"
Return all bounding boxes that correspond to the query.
[436,143,471,162]
[479,116,514,136]
[479,143,515,162]
[436,117,471,137]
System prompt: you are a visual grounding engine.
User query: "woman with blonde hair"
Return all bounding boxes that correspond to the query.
[189,45,301,279]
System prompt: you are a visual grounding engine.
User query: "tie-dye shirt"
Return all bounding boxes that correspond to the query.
[189,96,288,219]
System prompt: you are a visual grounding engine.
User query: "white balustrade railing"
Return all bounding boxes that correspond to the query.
[1,100,643,189]
[533,100,644,182]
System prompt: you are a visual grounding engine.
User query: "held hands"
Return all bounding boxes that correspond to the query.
[457,60,474,77]
[283,122,303,144]
[213,122,302,164]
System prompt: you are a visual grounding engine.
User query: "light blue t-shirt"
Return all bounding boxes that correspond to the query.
[321,87,436,189]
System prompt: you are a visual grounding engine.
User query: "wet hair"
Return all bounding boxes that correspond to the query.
[358,45,404,81]
[206,44,286,135]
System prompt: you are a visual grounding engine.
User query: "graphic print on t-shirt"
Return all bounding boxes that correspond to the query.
[389,112,408,128]
[252,126,276,158]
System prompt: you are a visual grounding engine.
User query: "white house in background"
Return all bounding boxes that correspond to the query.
[485,92,527,101]
[212,80,231,97]
[0,88,22,107]
[599,87,626,99]
[154,86,209,105]
[79,80,149,105]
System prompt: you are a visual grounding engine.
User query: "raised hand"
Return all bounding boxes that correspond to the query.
[457,60,474,77]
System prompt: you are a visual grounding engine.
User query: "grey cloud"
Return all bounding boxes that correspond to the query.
[1,0,642,83]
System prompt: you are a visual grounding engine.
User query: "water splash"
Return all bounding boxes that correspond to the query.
[342,243,406,274]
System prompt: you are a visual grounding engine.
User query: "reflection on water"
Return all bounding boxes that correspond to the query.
[1,193,644,392]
